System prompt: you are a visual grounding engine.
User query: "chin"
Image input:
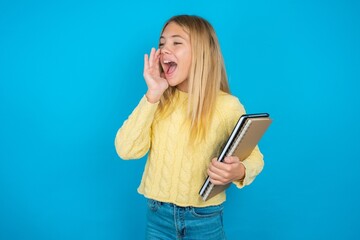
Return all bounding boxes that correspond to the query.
[166,78,178,87]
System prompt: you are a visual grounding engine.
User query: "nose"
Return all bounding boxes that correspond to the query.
[160,45,171,55]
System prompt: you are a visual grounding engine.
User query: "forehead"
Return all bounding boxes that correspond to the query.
[160,22,189,39]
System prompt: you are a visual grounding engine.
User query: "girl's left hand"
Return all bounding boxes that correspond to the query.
[207,156,245,185]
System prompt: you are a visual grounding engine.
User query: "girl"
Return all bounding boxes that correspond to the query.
[115,15,264,240]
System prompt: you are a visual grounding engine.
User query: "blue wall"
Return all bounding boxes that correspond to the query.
[1,0,359,239]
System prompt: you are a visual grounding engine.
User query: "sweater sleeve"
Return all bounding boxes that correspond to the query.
[221,95,265,188]
[114,95,159,160]
[233,145,264,188]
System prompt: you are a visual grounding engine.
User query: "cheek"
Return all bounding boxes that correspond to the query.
[182,50,192,69]
[178,47,191,61]
[176,48,192,75]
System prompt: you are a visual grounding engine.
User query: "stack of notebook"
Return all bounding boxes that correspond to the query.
[199,113,272,201]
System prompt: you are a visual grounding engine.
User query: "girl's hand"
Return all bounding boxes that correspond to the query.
[207,156,246,185]
[143,48,169,103]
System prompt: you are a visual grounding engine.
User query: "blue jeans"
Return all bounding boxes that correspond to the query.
[146,199,226,240]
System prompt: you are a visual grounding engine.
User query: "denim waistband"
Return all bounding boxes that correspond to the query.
[148,198,222,210]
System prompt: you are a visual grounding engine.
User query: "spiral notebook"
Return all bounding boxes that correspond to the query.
[199,113,272,201]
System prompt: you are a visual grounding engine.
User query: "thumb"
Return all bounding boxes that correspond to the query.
[224,156,240,164]
[160,71,165,79]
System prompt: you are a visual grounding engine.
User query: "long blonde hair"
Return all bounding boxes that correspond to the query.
[157,15,230,142]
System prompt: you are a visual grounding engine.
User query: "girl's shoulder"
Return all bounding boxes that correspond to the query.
[215,91,246,132]
[216,91,245,114]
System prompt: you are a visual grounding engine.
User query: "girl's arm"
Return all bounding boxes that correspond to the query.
[114,96,159,160]
[115,48,168,159]
[232,145,264,188]
[207,95,265,187]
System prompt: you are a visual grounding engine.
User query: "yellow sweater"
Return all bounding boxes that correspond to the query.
[115,89,264,207]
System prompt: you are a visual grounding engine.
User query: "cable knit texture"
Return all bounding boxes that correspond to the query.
[115,89,264,207]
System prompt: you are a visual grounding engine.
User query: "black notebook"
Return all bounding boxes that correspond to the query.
[199,113,272,201]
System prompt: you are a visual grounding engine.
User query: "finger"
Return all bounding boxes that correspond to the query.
[144,54,149,72]
[160,71,165,79]
[208,168,222,181]
[155,48,161,58]
[211,158,231,172]
[148,48,155,68]
[224,156,240,164]
[153,49,161,72]
[209,159,229,179]
[208,169,228,185]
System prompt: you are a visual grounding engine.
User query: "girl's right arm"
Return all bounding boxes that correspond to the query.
[115,48,169,159]
[114,96,159,159]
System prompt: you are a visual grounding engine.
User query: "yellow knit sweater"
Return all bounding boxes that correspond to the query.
[115,89,264,207]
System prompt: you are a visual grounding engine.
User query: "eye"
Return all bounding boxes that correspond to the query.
[174,42,182,45]
[159,43,164,48]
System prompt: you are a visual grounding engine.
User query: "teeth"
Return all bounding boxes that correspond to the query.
[164,60,171,64]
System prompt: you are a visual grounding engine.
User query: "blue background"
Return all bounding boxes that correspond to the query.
[1,0,359,239]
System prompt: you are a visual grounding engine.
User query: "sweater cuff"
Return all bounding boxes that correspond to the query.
[142,94,160,107]
[137,95,160,119]
[232,161,250,188]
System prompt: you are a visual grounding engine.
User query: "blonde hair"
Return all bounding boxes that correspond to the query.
[157,15,230,142]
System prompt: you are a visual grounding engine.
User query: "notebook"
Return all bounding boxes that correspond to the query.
[199,113,272,201]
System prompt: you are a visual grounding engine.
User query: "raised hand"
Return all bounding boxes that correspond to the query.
[143,48,169,103]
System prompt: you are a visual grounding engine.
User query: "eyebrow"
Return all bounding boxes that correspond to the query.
[160,34,186,40]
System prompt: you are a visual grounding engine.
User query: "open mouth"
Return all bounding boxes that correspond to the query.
[163,60,177,77]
